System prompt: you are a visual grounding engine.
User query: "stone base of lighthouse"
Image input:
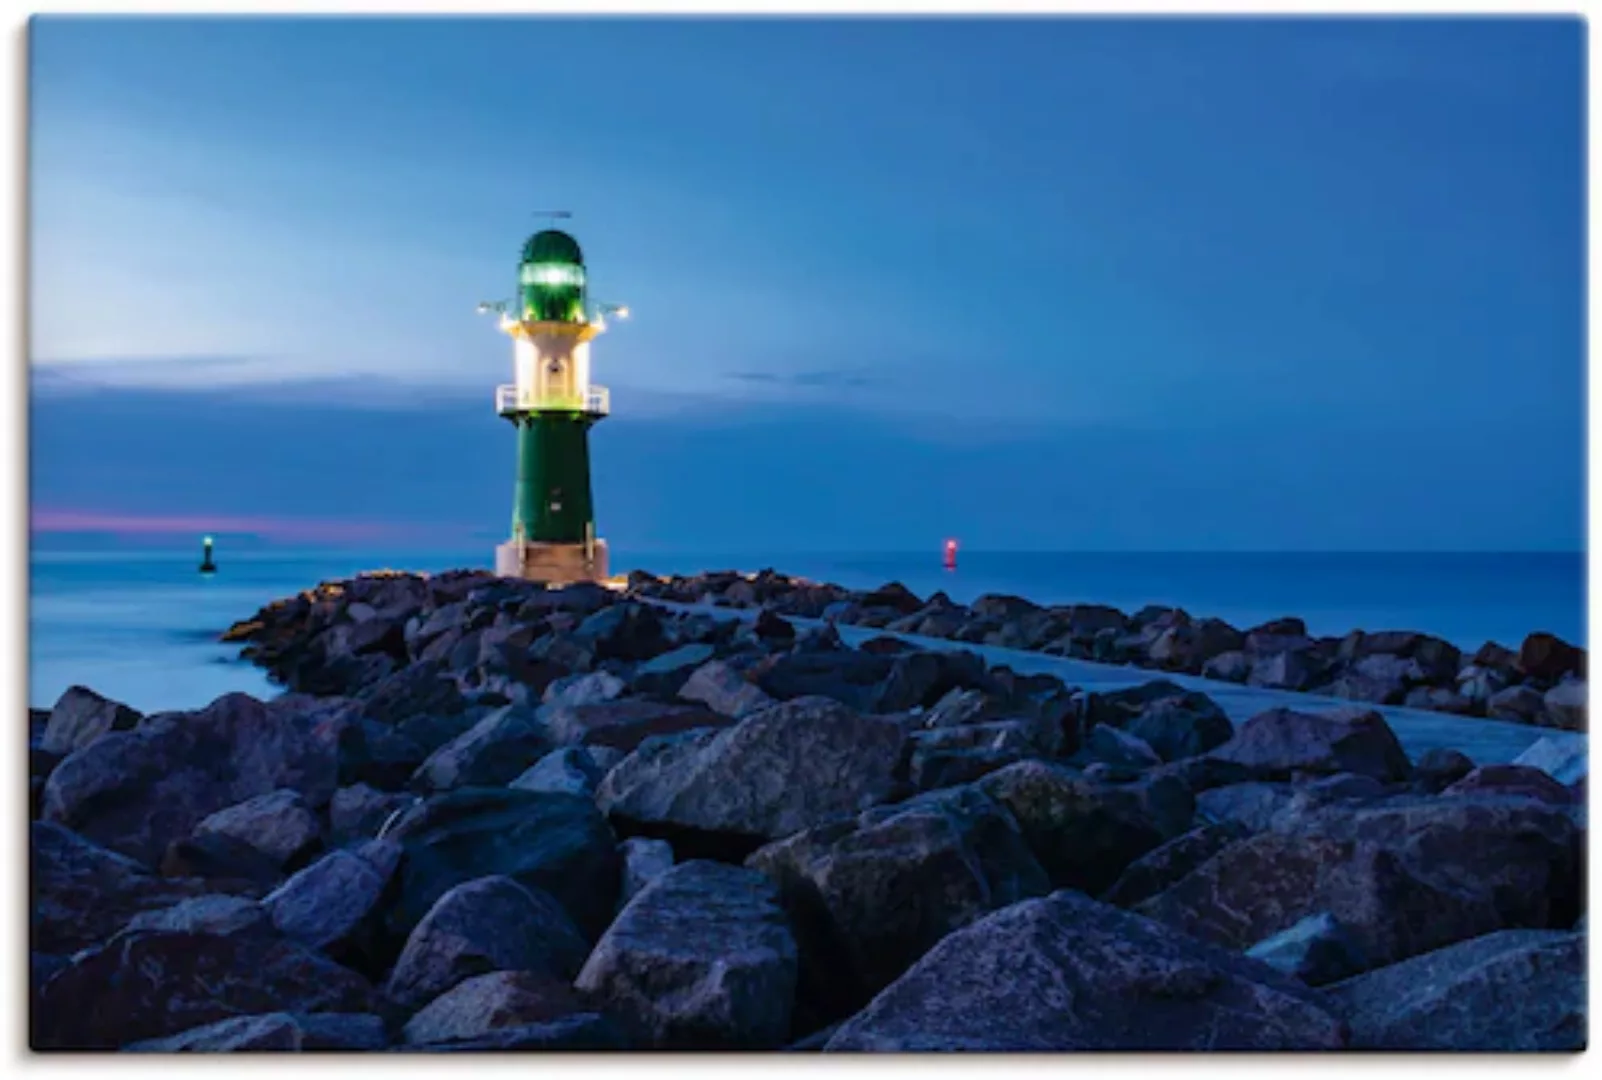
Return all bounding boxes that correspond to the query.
[495,538,610,586]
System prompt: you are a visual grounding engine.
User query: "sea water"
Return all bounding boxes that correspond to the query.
[28,546,1586,714]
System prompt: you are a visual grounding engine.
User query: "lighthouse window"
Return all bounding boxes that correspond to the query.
[521,263,585,287]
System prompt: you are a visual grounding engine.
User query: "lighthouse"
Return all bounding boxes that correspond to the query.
[483,224,627,585]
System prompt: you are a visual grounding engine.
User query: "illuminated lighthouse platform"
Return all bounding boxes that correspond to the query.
[480,221,628,586]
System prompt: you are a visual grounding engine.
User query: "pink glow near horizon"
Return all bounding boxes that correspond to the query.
[30,508,463,544]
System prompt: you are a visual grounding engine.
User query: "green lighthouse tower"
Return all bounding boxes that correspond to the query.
[483,223,627,584]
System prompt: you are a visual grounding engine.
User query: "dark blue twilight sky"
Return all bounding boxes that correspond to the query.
[29,17,1585,552]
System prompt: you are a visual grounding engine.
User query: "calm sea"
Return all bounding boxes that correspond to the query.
[27,547,1586,714]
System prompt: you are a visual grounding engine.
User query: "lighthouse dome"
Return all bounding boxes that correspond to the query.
[521,230,584,266]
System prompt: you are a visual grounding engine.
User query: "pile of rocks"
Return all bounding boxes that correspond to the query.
[27,568,1586,1052]
[626,570,1588,731]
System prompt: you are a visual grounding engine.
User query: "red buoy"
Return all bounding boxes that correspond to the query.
[943,538,958,570]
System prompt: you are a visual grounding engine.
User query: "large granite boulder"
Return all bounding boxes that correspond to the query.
[400,971,593,1046]
[41,693,338,867]
[748,784,1048,1022]
[386,875,590,1011]
[975,760,1194,894]
[595,697,906,859]
[123,894,273,938]
[1517,632,1584,683]
[31,821,211,955]
[1542,678,1587,731]
[193,789,322,868]
[32,929,381,1050]
[410,706,550,792]
[262,840,401,976]
[382,788,621,942]
[40,685,142,755]
[329,784,416,845]
[356,661,468,725]
[1100,820,1251,908]
[1114,689,1234,762]
[1323,929,1585,1050]
[676,660,776,718]
[539,698,734,753]
[750,652,896,712]
[1137,791,1581,973]
[823,890,1346,1051]
[575,861,798,1050]
[1210,705,1411,782]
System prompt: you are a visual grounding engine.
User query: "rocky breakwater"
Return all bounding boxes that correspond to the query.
[27,567,1586,1051]
[626,569,1589,731]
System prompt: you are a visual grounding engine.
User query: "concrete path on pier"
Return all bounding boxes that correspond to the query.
[652,600,1586,770]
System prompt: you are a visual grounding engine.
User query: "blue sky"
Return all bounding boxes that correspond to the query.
[29,16,1586,551]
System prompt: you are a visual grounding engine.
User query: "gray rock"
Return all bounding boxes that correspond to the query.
[630,643,717,696]
[539,698,734,753]
[41,692,339,866]
[1100,820,1251,908]
[575,860,798,1050]
[509,745,608,797]
[976,760,1194,894]
[904,721,1035,791]
[1201,650,1251,682]
[124,895,272,938]
[30,821,212,955]
[1211,705,1411,782]
[329,784,415,845]
[357,661,468,725]
[1487,684,1546,724]
[574,602,667,662]
[595,696,906,853]
[542,670,627,709]
[1542,678,1586,731]
[1194,782,1299,830]
[41,685,143,755]
[194,789,322,867]
[411,706,550,792]
[1324,929,1585,1050]
[386,875,590,1011]
[618,837,675,906]
[1413,747,1476,791]
[1083,724,1162,769]
[749,784,1048,1017]
[1138,791,1581,972]
[1247,648,1325,692]
[1442,764,1572,805]
[1517,632,1584,682]
[1118,691,1234,762]
[401,970,591,1045]
[1246,912,1367,986]
[32,929,381,1050]
[384,788,621,942]
[823,890,1345,1051]
[262,840,401,968]
[672,660,778,717]
[125,1012,388,1051]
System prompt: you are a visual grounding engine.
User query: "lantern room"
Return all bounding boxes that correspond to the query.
[518,229,588,324]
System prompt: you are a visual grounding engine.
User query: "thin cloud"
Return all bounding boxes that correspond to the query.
[30,508,471,545]
[726,370,873,388]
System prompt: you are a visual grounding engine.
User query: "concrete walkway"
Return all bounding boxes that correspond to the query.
[653,599,1586,769]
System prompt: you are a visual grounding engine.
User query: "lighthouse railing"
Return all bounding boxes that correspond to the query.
[495,384,611,417]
